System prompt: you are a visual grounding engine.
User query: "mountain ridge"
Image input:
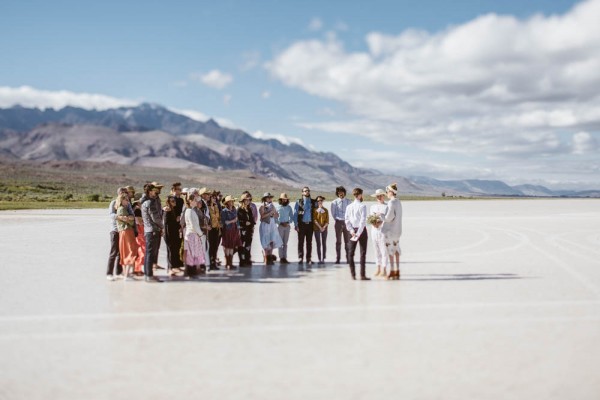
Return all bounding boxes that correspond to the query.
[0,104,597,197]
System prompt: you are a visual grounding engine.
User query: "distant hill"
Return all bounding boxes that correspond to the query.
[0,104,597,197]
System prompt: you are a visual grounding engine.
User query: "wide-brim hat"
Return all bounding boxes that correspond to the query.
[222,195,236,204]
[261,192,274,202]
[198,187,212,196]
[240,193,251,201]
[182,187,190,194]
[150,181,164,188]
[370,189,386,197]
[279,192,290,200]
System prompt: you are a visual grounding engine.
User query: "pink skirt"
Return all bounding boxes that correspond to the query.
[185,232,206,266]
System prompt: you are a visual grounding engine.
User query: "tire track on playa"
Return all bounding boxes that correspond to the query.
[521,227,600,297]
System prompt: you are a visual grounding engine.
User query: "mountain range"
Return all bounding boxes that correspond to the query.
[0,104,597,197]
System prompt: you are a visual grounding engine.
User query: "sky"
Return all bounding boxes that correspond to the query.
[1,0,599,190]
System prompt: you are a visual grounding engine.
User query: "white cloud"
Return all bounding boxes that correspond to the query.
[308,17,323,32]
[252,130,304,146]
[268,0,600,165]
[192,69,233,89]
[261,91,271,99]
[0,85,138,110]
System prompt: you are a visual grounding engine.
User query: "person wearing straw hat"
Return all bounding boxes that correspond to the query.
[276,193,293,264]
[237,192,255,266]
[382,183,403,280]
[369,189,389,277]
[183,193,206,279]
[221,195,242,269]
[259,192,283,265]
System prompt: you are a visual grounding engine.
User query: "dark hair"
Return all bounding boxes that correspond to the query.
[171,182,182,191]
[352,187,363,197]
[335,186,346,195]
[279,198,289,205]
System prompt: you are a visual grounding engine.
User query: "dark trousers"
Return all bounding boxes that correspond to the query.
[335,220,350,262]
[107,231,122,275]
[347,229,368,278]
[315,230,328,261]
[165,233,183,269]
[297,222,313,261]
[239,227,253,263]
[144,231,161,277]
[208,229,221,267]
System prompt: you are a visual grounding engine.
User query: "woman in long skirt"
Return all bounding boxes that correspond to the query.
[221,195,242,269]
[183,194,206,278]
[312,195,329,264]
[369,189,388,277]
[259,192,283,265]
[133,202,146,275]
[207,193,223,270]
[116,194,138,279]
[382,183,403,280]
[163,195,183,274]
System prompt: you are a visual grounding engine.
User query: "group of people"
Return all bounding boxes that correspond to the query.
[107,181,402,283]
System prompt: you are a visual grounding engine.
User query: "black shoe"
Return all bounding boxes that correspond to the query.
[144,276,162,283]
[335,259,340,264]
[360,276,371,281]
[307,260,313,265]
[280,258,289,264]
[351,275,356,280]
[298,259,303,264]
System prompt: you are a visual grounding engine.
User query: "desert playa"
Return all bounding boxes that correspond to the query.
[1,199,599,399]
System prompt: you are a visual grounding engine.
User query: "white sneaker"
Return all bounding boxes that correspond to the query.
[106,275,115,281]
[115,274,125,280]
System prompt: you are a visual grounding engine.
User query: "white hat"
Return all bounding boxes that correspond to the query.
[370,189,386,197]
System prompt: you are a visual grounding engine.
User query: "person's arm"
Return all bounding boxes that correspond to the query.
[383,200,396,224]
[355,204,367,237]
[330,200,338,220]
[150,200,165,231]
[345,205,353,233]
[323,208,329,230]
[313,209,322,230]
[293,202,299,229]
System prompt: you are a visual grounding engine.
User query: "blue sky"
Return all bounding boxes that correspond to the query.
[1,0,599,189]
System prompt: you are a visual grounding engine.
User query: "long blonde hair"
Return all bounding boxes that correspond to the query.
[115,193,129,211]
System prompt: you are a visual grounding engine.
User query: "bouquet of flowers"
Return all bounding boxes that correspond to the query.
[367,214,382,226]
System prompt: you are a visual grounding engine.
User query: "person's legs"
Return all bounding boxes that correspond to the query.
[359,230,368,278]
[322,230,328,261]
[297,225,306,261]
[315,230,322,261]
[278,225,289,260]
[334,220,343,262]
[342,225,350,263]
[107,231,121,277]
[304,225,314,262]
[144,231,155,277]
[347,237,357,278]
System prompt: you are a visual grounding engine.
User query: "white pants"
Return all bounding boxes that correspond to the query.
[371,228,388,268]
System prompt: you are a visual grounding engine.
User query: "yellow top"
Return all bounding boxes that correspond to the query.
[209,204,221,229]
[312,207,329,231]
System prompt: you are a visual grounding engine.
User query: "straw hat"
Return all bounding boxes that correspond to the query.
[222,195,236,204]
[370,189,386,197]
[240,193,252,201]
[150,181,164,188]
[198,187,212,196]
[279,192,290,200]
[261,192,274,202]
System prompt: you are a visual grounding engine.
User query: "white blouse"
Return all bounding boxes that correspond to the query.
[381,198,402,239]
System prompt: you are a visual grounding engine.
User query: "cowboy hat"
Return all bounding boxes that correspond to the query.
[261,192,274,202]
[150,181,164,188]
[240,193,252,201]
[279,192,290,200]
[198,187,212,195]
[370,189,386,197]
[222,195,236,204]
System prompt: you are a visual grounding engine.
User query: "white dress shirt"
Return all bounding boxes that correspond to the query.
[344,199,367,238]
